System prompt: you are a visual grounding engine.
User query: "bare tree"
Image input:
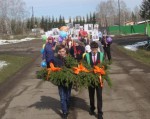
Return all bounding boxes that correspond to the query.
[96,0,134,26]
[133,6,143,22]
[96,0,117,27]
[0,0,28,35]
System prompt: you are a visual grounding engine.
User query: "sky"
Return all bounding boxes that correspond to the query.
[24,0,143,19]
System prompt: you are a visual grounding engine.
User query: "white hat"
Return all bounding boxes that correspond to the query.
[85,45,91,53]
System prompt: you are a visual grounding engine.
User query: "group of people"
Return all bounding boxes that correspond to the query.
[42,32,112,119]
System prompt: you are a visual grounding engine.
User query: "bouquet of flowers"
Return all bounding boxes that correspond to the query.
[37,55,112,88]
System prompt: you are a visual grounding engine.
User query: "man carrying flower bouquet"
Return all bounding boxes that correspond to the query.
[84,41,104,119]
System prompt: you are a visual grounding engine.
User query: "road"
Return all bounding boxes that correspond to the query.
[0,37,150,119]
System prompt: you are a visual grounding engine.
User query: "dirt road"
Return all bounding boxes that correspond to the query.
[0,38,149,119]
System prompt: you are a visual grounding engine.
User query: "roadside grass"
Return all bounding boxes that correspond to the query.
[117,46,150,66]
[0,55,32,84]
[0,34,41,40]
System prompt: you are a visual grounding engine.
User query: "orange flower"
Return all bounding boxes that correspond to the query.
[93,65,106,87]
[72,63,89,74]
[47,63,61,80]
[93,65,105,75]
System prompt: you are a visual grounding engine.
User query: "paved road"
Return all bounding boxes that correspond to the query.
[0,39,150,119]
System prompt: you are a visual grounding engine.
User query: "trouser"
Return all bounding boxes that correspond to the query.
[88,86,103,119]
[104,46,111,61]
[58,85,72,114]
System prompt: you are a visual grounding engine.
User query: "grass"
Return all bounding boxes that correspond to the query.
[0,54,32,84]
[0,34,41,40]
[117,46,150,66]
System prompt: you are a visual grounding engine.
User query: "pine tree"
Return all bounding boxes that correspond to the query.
[89,12,92,23]
[62,17,66,26]
[76,17,79,24]
[140,0,150,19]
[86,14,89,24]
[79,17,83,26]
[92,12,96,25]
[69,17,72,23]
[27,18,31,29]
[44,18,48,31]
[40,16,45,29]
[51,16,55,28]
[48,17,52,30]
[59,15,63,27]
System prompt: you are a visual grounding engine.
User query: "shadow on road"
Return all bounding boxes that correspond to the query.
[28,95,89,119]
[28,96,61,116]
[70,96,89,111]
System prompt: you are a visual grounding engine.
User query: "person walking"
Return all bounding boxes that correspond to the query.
[84,41,104,119]
[42,36,56,68]
[53,45,72,119]
[70,40,85,62]
[101,35,112,64]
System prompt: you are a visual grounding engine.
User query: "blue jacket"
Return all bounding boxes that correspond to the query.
[42,42,55,63]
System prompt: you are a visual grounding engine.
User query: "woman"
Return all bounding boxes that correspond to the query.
[101,35,112,64]
[42,36,56,67]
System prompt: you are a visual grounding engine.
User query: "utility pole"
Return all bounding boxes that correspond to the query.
[31,6,34,29]
[118,0,121,34]
[144,0,147,35]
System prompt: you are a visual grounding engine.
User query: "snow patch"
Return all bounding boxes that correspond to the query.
[0,61,9,70]
[124,41,147,51]
[0,37,36,45]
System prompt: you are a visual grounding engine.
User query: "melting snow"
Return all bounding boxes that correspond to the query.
[124,41,148,51]
[0,38,35,45]
[0,61,8,70]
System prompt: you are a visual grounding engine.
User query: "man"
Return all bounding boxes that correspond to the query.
[84,41,104,119]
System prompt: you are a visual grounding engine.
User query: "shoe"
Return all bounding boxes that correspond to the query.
[89,110,96,116]
[62,113,68,119]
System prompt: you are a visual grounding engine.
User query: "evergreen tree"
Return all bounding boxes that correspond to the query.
[62,17,66,26]
[82,17,85,25]
[40,16,45,29]
[73,18,76,26]
[92,12,96,25]
[48,17,52,30]
[59,15,63,27]
[69,17,72,23]
[34,17,38,28]
[140,0,150,19]
[76,17,79,24]
[44,18,48,31]
[89,12,92,23]
[55,18,59,28]
[51,16,55,28]
[30,17,34,29]
[79,17,83,26]
[86,14,89,23]
[27,18,31,29]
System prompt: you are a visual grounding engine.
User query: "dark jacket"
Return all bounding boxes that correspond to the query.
[70,45,85,61]
[84,52,104,67]
[43,42,55,63]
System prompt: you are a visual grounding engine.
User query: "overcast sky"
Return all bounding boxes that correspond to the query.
[24,0,143,19]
